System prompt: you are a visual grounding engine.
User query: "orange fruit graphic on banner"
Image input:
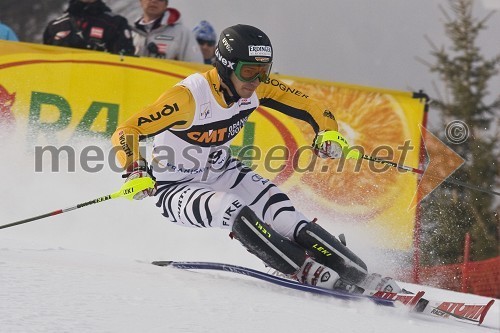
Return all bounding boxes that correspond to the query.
[286,83,412,221]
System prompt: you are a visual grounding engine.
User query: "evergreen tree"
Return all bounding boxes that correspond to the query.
[419,0,499,266]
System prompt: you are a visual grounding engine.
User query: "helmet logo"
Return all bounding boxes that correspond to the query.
[254,57,270,63]
[248,45,272,57]
[222,37,233,53]
[215,48,235,70]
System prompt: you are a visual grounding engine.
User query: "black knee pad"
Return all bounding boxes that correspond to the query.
[232,206,306,275]
[295,222,368,284]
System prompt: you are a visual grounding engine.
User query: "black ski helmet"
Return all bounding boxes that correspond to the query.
[215,24,273,101]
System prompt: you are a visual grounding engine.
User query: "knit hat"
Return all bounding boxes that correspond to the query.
[193,20,217,42]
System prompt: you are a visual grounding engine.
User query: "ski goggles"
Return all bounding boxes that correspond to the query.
[234,61,273,82]
[197,39,216,47]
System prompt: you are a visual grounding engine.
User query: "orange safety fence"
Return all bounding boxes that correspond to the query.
[417,256,500,298]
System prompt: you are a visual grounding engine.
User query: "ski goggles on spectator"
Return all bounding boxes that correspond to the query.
[197,39,216,47]
[234,61,273,82]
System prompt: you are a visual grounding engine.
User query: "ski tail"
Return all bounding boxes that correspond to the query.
[153,261,173,266]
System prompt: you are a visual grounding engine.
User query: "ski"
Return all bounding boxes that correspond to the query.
[415,297,495,325]
[371,290,494,325]
[152,260,495,326]
[151,260,410,306]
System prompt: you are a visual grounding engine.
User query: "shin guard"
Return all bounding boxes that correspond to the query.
[295,222,368,284]
[232,206,306,275]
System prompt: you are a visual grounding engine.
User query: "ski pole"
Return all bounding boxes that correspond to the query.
[321,131,498,196]
[359,154,500,196]
[0,177,155,230]
[360,154,424,175]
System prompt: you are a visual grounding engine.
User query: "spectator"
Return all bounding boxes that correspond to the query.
[132,0,203,62]
[193,20,217,65]
[43,0,135,55]
[0,21,18,41]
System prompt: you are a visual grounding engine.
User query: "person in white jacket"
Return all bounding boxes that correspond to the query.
[132,0,203,63]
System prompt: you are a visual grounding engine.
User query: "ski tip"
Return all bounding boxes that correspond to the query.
[479,299,495,325]
[152,261,173,267]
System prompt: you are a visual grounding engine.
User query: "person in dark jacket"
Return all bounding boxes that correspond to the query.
[43,0,134,55]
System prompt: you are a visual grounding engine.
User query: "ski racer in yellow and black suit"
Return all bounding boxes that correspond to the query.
[112,24,402,294]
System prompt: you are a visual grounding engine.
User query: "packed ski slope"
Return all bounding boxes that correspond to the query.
[1,134,498,333]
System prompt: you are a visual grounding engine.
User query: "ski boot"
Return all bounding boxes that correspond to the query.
[295,222,369,284]
[295,257,364,293]
[295,222,402,293]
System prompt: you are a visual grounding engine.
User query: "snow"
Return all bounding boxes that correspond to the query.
[1,133,499,333]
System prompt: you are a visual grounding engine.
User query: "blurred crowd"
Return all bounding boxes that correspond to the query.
[1,0,217,65]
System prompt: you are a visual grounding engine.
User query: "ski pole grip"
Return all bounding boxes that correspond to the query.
[314,130,362,160]
[117,177,156,200]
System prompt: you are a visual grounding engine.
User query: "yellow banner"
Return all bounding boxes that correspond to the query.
[0,41,425,249]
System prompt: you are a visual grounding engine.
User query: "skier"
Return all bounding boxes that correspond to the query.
[112,24,400,294]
